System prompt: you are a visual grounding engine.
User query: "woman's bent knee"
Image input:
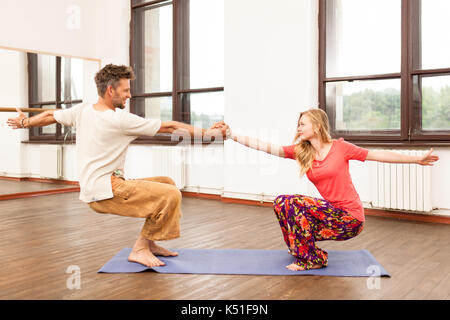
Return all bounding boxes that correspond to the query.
[273,195,287,208]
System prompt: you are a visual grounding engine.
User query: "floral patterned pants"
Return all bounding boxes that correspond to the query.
[273,194,364,270]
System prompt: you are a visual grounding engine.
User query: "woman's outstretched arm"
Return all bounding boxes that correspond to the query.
[230,132,286,158]
[366,148,439,166]
[211,122,286,158]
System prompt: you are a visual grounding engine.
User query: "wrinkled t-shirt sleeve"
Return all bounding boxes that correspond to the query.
[120,111,162,137]
[53,103,84,127]
[340,139,369,161]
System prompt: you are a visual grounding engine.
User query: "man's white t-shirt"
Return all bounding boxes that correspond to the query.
[53,103,161,203]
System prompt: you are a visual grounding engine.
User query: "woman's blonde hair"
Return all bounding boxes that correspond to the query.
[293,108,332,176]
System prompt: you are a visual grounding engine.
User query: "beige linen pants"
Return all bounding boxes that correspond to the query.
[88,175,182,241]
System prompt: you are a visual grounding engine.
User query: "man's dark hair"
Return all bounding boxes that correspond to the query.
[94,64,135,97]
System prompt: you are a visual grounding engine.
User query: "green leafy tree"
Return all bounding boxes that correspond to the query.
[342,88,401,130]
[422,85,450,130]
[341,85,450,131]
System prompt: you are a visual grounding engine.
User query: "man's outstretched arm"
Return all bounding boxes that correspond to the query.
[7,108,57,129]
[158,120,229,140]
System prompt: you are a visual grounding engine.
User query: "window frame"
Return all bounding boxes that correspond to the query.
[318,0,450,146]
[130,0,225,145]
[27,53,82,141]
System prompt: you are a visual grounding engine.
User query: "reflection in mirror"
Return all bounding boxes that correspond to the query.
[0,46,100,198]
[28,52,99,139]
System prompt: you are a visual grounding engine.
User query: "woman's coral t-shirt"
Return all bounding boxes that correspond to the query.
[282,138,369,222]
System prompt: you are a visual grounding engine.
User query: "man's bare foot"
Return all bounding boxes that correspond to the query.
[286,263,323,271]
[148,242,178,257]
[128,247,166,267]
[127,236,178,266]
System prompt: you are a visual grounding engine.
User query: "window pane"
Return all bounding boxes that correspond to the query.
[326,0,401,77]
[420,75,450,131]
[133,96,172,121]
[421,0,450,70]
[133,4,173,94]
[61,57,83,101]
[326,79,401,131]
[37,54,56,102]
[186,0,224,89]
[186,91,224,129]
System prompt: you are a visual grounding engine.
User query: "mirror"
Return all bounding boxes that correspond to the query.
[0,45,101,199]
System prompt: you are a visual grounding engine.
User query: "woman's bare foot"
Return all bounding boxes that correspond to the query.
[286,263,323,271]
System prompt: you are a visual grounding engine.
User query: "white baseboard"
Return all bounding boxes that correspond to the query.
[0,172,30,178]
[182,186,223,196]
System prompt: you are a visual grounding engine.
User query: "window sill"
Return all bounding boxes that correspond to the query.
[348,140,450,148]
[21,134,225,146]
[22,140,76,145]
[132,134,224,146]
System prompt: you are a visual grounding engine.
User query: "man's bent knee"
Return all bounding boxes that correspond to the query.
[166,185,182,203]
[88,202,107,214]
[161,176,176,186]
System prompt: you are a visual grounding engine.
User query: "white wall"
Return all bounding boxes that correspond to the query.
[124,0,319,202]
[0,0,130,66]
[0,50,28,177]
[430,148,450,209]
[222,0,319,201]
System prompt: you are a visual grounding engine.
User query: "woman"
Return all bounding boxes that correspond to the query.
[223,108,439,271]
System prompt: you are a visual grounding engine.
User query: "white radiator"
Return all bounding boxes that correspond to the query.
[151,146,186,189]
[39,145,63,179]
[371,150,432,212]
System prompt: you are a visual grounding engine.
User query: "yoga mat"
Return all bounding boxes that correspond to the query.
[98,248,390,277]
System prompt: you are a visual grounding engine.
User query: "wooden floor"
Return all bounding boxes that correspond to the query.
[0,193,449,300]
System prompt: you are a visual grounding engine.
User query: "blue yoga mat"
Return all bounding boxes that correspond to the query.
[98,248,390,277]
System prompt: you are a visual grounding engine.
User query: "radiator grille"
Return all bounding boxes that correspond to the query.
[372,150,431,212]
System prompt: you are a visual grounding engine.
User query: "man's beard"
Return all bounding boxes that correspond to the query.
[112,98,125,109]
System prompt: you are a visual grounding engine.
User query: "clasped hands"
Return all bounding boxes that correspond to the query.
[205,121,232,140]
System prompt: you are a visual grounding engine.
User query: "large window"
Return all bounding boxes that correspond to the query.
[130,0,224,143]
[27,53,83,141]
[319,0,450,145]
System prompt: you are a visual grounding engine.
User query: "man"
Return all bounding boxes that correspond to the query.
[7,64,229,267]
